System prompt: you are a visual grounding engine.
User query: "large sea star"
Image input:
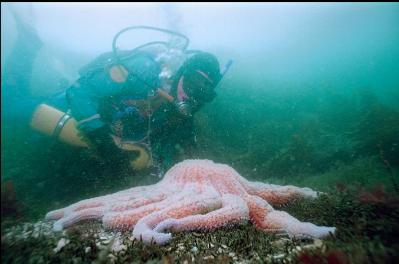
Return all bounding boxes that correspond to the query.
[45,159,336,245]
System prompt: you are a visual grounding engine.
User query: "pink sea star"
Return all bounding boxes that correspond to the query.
[45,159,336,245]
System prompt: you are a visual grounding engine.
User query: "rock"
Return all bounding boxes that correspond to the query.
[178,245,185,251]
[271,237,290,248]
[111,237,127,253]
[85,247,91,254]
[191,246,198,254]
[314,238,323,248]
[272,253,286,259]
[53,238,70,253]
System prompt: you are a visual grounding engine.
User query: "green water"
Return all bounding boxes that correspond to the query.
[1,3,399,263]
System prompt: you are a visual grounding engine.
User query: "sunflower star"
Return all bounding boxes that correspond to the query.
[45,159,336,245]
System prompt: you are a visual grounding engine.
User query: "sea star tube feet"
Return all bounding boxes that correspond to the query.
[45,159,336,245]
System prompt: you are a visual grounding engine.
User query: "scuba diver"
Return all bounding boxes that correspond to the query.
[30,26,233,175]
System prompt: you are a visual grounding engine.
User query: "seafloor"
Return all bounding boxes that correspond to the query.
[2,187,399,264]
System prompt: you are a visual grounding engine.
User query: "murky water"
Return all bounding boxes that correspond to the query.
[2,3,399,263]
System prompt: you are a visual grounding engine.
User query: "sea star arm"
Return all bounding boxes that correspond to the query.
[264,210,336,239]
[52,208,104,231]
[102,188,203,231]
[45,188,168,231]
[152,194,249,242]
[108,193,166,212]
[246,195,335,238]
[132,194,228,245]
[243,180,319,206]
[102,197,172,230]
[45,197,106,221]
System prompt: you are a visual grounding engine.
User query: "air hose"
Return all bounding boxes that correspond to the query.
[112,25,190,61]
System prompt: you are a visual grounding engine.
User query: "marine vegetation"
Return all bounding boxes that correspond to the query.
[2,83,399,263]
[2,181,399,263]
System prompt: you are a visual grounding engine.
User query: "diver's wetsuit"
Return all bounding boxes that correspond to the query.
[66,52,160,134]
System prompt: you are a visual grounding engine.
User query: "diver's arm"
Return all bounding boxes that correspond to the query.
[67,78,132,167]
[66,79,106,133]
[66,53,161,134]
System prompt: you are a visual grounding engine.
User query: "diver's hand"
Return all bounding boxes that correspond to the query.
[85,126,132,168]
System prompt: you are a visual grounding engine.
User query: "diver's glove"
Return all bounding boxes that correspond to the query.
[85,126,132,168]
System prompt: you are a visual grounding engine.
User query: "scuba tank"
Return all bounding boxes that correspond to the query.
[30,103,87,147]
